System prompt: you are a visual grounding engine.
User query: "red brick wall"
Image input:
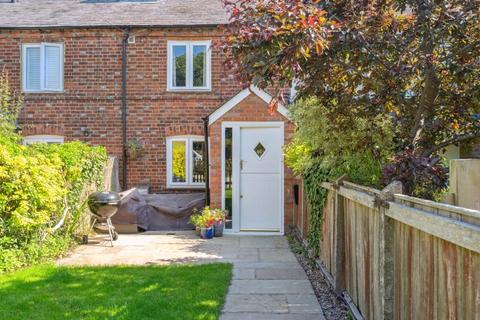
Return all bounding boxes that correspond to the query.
[0,27,242,191]
[209,94,297,229]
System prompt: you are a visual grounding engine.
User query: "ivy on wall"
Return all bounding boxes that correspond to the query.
[302,162,331,257]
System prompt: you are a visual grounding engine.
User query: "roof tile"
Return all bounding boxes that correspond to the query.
[0,0,229,28]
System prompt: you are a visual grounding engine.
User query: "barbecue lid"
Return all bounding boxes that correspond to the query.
[88,191,121,204]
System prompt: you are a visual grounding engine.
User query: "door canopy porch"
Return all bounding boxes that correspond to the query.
[208,85,291,126]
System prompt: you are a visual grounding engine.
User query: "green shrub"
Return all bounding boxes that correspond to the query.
[0,133,107,273]
[0,73,108,273]
[0,143,65,237]
[0,135,107,273]
[285,97,394,186]
[285,97,395,255]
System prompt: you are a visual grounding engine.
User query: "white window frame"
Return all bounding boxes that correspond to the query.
[166,135,206,189]
[22,43,64,93]
[167,41,212,92]
[23,135,64,145]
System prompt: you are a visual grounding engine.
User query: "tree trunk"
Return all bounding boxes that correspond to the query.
[410,0,440,155]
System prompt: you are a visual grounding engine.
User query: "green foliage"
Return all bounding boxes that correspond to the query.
[284,97,395,255]
[28,142,107,234]
[0,73,107,273]
[0,143,65,235]
[302,161,331,257]
[219,0,333,90]
[285,97,394,187]
[283,141,312,177]
[0,72,22,135]
[223,0,480,198]
[0,135,107,273]
[0,235,72,275]
[190,206,226,228]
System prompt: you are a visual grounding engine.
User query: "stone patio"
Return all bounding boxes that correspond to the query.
[58,231,325,319]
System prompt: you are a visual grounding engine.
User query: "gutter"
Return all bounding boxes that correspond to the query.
[202,116,211,205]
[0,23,224,30]
[121,27,130,190]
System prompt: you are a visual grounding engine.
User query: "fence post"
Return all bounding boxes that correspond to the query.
[333,175,347,294]
[379,206,394,319]
[379,181,402,320]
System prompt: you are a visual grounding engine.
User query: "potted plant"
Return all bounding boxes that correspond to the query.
[200,214,215,239]
[126,138,145,160]
[213,208,226,237]
[189,212,202,236]
[191,207,225,239]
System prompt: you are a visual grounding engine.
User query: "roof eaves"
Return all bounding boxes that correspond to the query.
[0,23,226,30]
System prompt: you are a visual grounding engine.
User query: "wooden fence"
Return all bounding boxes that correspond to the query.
[294,179,480,320]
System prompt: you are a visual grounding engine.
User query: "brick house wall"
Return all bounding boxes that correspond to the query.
[209,94,297,228]
[0,27,242,192]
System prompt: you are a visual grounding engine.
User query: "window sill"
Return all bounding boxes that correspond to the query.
[167,88,212,93]
[23,90,64,94]
[166,185,206,190]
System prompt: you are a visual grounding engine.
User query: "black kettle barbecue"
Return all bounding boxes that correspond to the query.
[84,191,121,246]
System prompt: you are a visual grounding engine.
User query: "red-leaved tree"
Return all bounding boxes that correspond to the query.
[219,0,480,197]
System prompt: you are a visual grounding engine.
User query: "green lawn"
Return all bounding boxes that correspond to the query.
[0,263,232,320]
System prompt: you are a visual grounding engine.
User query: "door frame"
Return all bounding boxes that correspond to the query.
[221,121,284,235]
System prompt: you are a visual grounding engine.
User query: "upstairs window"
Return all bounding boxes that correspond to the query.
[167,41,211,91]
[22,43,64,92]
[166,136,206,188]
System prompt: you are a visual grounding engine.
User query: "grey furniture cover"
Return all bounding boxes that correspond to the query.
[112,189,205,231]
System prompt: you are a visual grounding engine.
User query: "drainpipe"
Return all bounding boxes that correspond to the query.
[202,116,211,205]
[121,27,130,190]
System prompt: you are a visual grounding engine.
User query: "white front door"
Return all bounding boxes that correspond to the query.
[239,126,283,232]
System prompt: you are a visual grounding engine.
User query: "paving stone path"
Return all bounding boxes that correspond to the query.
[58,232,325,319]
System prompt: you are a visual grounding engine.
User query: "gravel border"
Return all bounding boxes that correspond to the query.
[287,234,350,320]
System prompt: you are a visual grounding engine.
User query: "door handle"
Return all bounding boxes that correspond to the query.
[240,160,244,170]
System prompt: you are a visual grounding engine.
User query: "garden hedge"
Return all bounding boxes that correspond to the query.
[0,132,107,273]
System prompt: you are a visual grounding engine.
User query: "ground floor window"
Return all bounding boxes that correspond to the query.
[166,136,205,188]
[23,135,64,145]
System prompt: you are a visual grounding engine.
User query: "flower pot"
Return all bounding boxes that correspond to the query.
[213,220,224,237]
[200,226,214,239]
[195,226,201,236]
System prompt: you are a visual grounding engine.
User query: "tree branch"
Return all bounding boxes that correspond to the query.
[421,132,480,157]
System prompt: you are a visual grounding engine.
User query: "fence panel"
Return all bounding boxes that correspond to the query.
[320,190,336,273]
[393,221,480,319]
[294,180,480,320]
[342,197,383,319]
[389,195,480,320]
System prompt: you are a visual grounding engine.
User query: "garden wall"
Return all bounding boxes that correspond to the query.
[293,180,480,319]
